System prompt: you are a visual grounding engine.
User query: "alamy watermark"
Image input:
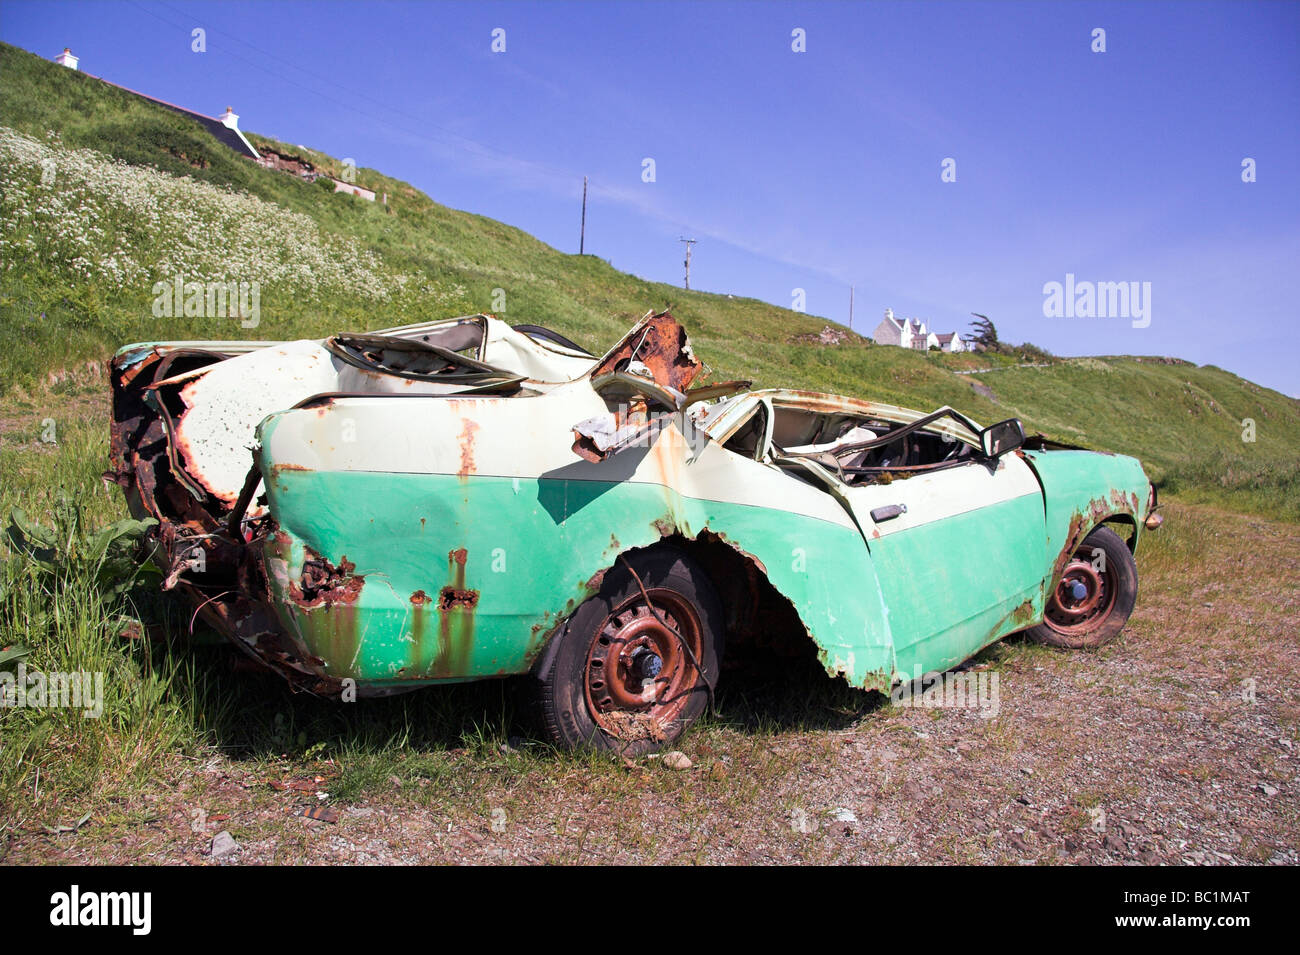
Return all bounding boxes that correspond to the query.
[151,274,260,328]
[1042,273,1151,328]
[1,663,104,718]
[50,885,150,935]
[891,665,1000,718]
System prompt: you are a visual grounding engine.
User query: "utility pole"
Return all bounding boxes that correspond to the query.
[579,176,587,255]
[680,237,696,290]
[849,284,855,331]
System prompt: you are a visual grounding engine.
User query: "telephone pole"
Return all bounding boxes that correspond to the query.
[849,284,855,331]
[579,176,588,255]
[680,237,696,290]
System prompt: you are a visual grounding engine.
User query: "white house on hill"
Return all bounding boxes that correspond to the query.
[52,47,260,160]
[872,308,967,352]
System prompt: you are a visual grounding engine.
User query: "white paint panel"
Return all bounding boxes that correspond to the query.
[174,340,338,501]
[260,384,856,529]
[845,453,1042,537]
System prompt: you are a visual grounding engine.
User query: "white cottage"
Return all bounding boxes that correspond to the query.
[872,308,967,353]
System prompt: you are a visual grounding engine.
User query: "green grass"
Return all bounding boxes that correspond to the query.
[1,38,1298,830]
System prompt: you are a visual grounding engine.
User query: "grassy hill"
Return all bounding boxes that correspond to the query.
[1,39,1297,522]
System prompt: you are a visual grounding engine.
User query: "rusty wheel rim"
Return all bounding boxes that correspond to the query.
[1045,554,1115,636]
[584,590,703,740]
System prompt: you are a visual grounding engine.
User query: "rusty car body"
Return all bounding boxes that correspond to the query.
[109,310,1161,752]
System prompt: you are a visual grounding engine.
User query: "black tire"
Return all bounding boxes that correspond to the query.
[534,547,723,756]
[1026,525,1138,649]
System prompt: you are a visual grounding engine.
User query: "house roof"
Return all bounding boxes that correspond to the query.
[87,73,261,160]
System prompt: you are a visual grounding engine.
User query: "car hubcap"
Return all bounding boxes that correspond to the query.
[584,590,703,740]
[1045,554,1114,635]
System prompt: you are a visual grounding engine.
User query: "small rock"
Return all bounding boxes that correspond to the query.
[1257,783,1279,797]
[1020,767,1034,776]
[661,751,692,771]
[830,807,858,824]
[387,775,402,788]
[1103,832,1126,853]
[210,831,239,859]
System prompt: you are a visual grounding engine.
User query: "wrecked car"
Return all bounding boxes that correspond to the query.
[109,310,1162,754]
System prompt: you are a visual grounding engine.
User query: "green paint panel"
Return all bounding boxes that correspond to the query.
[257,450,1151,693]
[877,495,1046,675]
[261,469,892,688]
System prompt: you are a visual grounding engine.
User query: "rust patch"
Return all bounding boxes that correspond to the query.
[458,419,480,478]
[292,553,364,607]
[420,546,476,679]
[407,594,430,675]
[437,587,479,610]
[1002,597,1037,634]
[1051,489,1140,587]
[572,311,702,462]
[588,310,702,394]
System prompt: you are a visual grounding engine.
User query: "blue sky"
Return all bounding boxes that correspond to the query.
[3,0,1298,395]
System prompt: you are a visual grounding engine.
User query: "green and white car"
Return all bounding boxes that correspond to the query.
[110,311,1161,753]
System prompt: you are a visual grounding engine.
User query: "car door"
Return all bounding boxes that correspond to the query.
[841,450,1046,676]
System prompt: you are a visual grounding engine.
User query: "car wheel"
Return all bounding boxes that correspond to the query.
[1026,525,1137,649]
[535,547,723,756]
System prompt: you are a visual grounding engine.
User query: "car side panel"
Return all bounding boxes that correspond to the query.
[256,395,896,691]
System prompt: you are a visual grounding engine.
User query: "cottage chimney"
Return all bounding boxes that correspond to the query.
[884,307,894,321]
[219,106,240,130]
[54,47,79,70]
